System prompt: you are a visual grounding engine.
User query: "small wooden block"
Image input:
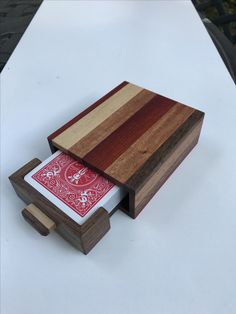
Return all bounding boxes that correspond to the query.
[22,203,56,236]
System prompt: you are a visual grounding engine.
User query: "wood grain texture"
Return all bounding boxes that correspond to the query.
[48,81,128,143]
[48,81,205,218]
[9,161,111,254]
[134,118,204,209]
[70,89,156,157]
[126,110,204,191]
[105,103,194,183]
[134,135,200,218]
[52,83,142,150]
[83,94,176,170]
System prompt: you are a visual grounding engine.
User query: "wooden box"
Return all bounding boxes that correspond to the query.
[9,81,204,254]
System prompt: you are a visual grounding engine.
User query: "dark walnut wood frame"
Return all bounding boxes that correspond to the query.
[9,82,205,254]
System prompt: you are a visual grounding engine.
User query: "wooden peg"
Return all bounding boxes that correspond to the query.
[22,203,56,236]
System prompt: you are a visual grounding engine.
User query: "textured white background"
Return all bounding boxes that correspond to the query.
[1,1,236,314]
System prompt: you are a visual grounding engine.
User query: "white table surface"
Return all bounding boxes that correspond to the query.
[1,1,236,314]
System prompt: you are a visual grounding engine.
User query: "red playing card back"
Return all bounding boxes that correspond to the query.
[31,152,114,217]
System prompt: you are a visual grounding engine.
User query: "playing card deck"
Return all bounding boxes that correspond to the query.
[24,151,126,224]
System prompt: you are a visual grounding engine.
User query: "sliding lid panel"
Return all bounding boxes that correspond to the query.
[48,82,204,217]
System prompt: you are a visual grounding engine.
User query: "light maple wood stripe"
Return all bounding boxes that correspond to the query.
[70,89,156,157]
[105,103,195,183]
[135,120,202,207]
[48,81,128,142]
[52,83,143,150]
[25,204,56,231]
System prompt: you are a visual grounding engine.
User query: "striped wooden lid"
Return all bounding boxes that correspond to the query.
[48,81,204,194]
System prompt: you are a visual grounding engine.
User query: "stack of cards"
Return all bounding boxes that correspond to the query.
[24,151,126,224]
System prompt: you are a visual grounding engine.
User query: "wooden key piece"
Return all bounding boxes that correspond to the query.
[9,81,205,253]
[22,204,56,236]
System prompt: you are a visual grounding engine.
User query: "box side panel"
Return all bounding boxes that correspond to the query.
[132,116,204,218]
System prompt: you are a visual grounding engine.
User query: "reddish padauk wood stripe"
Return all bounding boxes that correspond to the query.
[83,94,177,170]
[69,89,156,157]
